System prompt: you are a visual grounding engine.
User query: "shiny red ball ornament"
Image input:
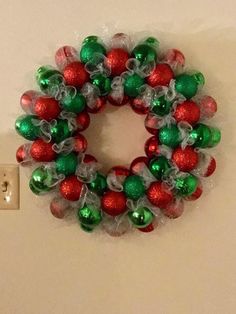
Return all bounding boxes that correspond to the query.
[76,111,90,131]
[144,136,159,157]
[174,100,200,125]
[202,156,216,177]
[55,46,78,70]
[73,134,88,153]
[20,90,40,113]
[130,156,149,174]
[59,175,83,201]
[172,146,199,172]
[30,139,56,162]
[101,191,127,216]
[87,97,106,113]
[147,181,173,208]
[162,199,184,218]
[199,96,217,119]
[16,144,30,164]
[164,49,185,67]
[105,48,129,76]
[147,63,174,87]
[185,184,203,201]
[138,223,155,233]
[131,98,149,115]
[108,94,130,106]
[145,114,161,135]
[63,61,89,88]
[108,166,130,177]
[34,97,61,121]
[83,154,97,164]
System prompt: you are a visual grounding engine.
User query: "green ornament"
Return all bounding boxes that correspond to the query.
[55,152,78,176]
[36,66,62,93]
[123,175,145,200]
[15,115,39,141]
[77,204,102,228]
[51,120,72,144]
[151,95,172,116]
[149,156,171,180]
[192,72,205,86]
[80,224,94,232]
[124,73,145,97]
[128,206,154,228]
[208,127,221,147]
[175,174,198,197]
[88,172,107,196]
[189,123,211,148]
[175,74,198,99]
[82,35,99,44]
[132,43,157,66]
[61,92,86,113]
[29,166,54,195]
[159,124,182,148]
[92,74,111,96]
[80,42,106,64]
[143,37,159,48]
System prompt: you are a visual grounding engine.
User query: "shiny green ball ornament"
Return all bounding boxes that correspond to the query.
[149,156,171,180]
[192,72,205,86]
[124,73,145,97]
[29,166,54,195]
[82,35,99,44]
[51,120,72,144]
[15,115,39,141]
[80,41,106,64]
[175,74,198,99]
[92,74,111,96]
[143,37,159,48]
[159,124,182,148]
[132,43,157,66]
[208,127,221,147]
[55,152,78,176]
[77,204,102,228]
[123,175,145,200]
[175,174,198,197]
[80,224,94,232]
[189,123,211,148]
[61,92,86,114]
[151,95,172,116]
[36,66,62,93]
[128,207,154,228]
[88,172,107,196]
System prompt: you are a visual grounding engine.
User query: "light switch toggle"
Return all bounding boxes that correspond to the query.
[0,165,19,209]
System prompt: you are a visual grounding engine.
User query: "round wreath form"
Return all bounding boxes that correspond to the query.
[15,33,221,236]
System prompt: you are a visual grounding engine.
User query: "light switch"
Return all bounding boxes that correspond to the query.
[0,165,19,209]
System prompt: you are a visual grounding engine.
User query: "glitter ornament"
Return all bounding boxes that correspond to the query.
[147,181,173,208]
[34,97,61,121]
[145,136,159,157]
[149,156,171,180]
[158,124,181,148]
[77,204,102,228]
[61,92,86,114]
[105,48,129,76]
[15,115,39,141]
[88,172,107,195]
[101,191,127,216]
[51,119,72,144]
[30,139,56,162]
[73,134,87,153]
[174,100,200,125]
[60,175,83,201]
[124,73,145,97]
[80,38,106,64]
[63,61,89,88]
[55,152,78,176]
[175,74,198,99]
[175,174,198,197]
[147,63,174,87]
[55,46,78,71]
[76,111,90,131]
[123,175,145,200]
[128,207,154,228]
[172,146,198,172]
[151,95,172,116]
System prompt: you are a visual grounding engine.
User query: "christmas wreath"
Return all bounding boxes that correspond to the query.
[15,33,221,236]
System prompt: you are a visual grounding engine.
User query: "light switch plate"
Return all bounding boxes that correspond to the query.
[0,165,19,209]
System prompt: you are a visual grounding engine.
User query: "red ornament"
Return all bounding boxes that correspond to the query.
[30,139,56,162]
[20,90,40,113]
[16,144,30,164]
[73,134,88,153]
[131,98,149,115]
[174,100,200,125]
[76,111,90,131]
[144,136,159,157]
[55,46,78,70]
[101,191,127,216]
[202,156,216,177]
[162,199,184,218]
[87,97,106,113]
[145,114,161,135]
[130,156,149,174]
[147,63,174,87]
[34,97,61,121]
[147,181,173,208]
[185,184,203,201]
[105,48,129,76]
[59,175,83,201]
[199,96,217,119]
[108,94,130,106]
[63,61,89,88]
[164,49,185,67]
[83,154,97,164]
[50,196,70,219]
[138,223,155,233]
[172,146,199,172]
[108,166,130,177]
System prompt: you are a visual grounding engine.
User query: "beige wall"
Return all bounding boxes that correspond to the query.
[0,0,236,313]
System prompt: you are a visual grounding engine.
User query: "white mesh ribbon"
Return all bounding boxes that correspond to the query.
[73,184,101,210]
[132,162,156,188]
[106,172,125,192]
[32,119,57,143]
[192,149,212,177]
[85,53,111,77]
[46,73,65,98]
[125,58,156,78]
[75,154,101,183]
[110,33,133,51]
[59,111,77,132]
[81,82,100,109]
[43,164,65,188]
[19,143,33,165]
[110,76,125,104]
[52,137,75,155]
[177,121,194,149]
